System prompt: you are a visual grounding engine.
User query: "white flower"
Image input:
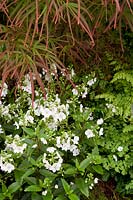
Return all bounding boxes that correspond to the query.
[85,129,94,138]
[88,112,93,120]
[72,88,78,95]
[0,124,4,134]
[47,147,56,153]
[25,111,34,124]
[72,148,80,156]
[5,135,27,154]
[55,184,58,189]
[82,87,88,98]
[97,118,104,125]
[0,154,15,173]
[57,112,66,122]
[71,69,75,77]
[99,127,104,136]
[56,136,62,148]
[41,107,52,118]
[113,155,117,162]
[80,104,83,113]
[14,121,19,129]
[89,186,93,190]
[1,162,15,173]
[42,190,47,196]
[117,146,123,152]
[40,138,47,144]
[94,178,98,184]
[32,144,37,148]
[87,78,96,86]
[1,83,8,97]
[43,150,63,173]
[72,136,79,144]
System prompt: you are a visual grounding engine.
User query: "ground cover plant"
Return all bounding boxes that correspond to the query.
[0,63,132,199]
[0,0,133,199]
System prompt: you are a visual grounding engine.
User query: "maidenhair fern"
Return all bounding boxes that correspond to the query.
[96,62,133,119]
[111,70,133,86]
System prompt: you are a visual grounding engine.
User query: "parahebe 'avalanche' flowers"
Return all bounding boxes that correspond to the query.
[5,135,27,155]
[72,88,78,96]
[56,133,80,156]
[0,124,4,134]
[99,127,104,136]
[87,78,96,86]
[43,147,63,173]
[97,118,104,125]
[0,152,15,173]
[117,146,123,152]
[85,129,95,138]
[1,82,8,97]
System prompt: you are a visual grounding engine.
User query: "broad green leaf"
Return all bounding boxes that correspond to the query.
[2,183,7,193]
[79,157,91,171]
[92,165,104,175]
[29,158,37,166]
[0,193,4,200]
[55,195,67,200]
[25,177,37,185]
[31,192,42,200]
[22,127,35,136]
[39,169,57,180]
[64,167,77,175]
[75,178,89,197]
[68,193,80,200]
[25,185,41,192]
[8,182,21,194]
[61,179,72,194]
[22,168,35,180]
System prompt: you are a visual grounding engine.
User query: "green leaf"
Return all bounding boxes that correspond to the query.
[39,169,57,180]
[75,178,89,197]
[22,168,35,180]
[25,185,41,192]
[55,195,67,200]
[68,193,80,200]
[64,167,77,175]
[0,193,5,200]
[61,179,72,194]
[8,182,21,194]
[79,157,91,171]
[31,192,42,200]
[2,183,7,193]
[25,177,37,185]
[92,165,104,175]
[22,127,35,136]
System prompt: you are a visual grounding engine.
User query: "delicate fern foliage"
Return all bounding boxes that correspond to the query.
[96,66,133,119]
[111,70,133,86]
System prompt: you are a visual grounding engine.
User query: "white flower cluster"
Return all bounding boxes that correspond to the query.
[56,133,80,156]
[106,103,116,113]
[5,135,27,154]
[33,94,69,130]
[43,147,63,173]
[97,118,104,125]
[89,178,99,190]
[0,152,15,173]
[0,82,8,97]
[0,104,11,120]
[21,74,32,94]
[87,78,97,86]
[85,129,94,138]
